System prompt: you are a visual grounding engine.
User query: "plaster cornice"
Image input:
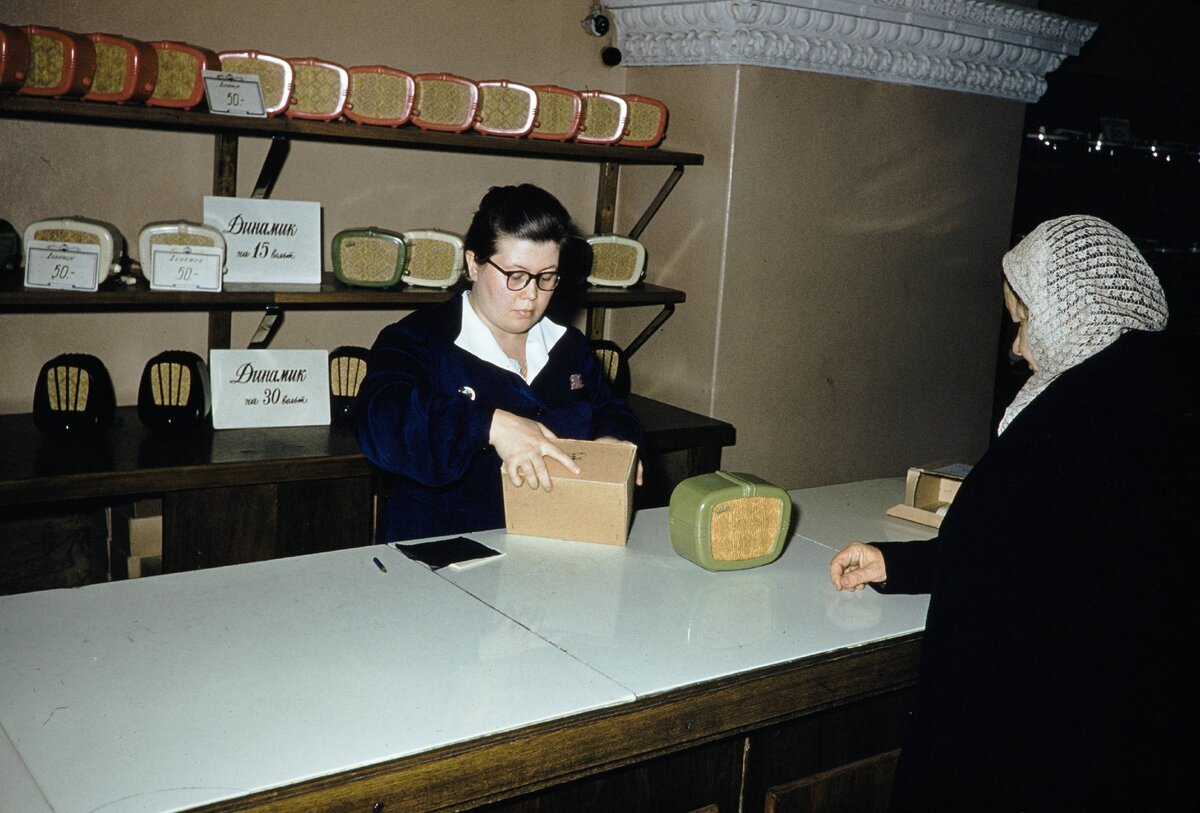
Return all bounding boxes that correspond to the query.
[603,0,1096,101]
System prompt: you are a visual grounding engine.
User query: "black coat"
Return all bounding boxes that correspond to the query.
[875,330,1199,812]
[357,295,642,543]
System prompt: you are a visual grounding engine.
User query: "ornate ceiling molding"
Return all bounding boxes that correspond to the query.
[603,0,1096,101]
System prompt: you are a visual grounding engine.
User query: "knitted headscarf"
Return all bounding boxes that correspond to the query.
[998,215,1168,434]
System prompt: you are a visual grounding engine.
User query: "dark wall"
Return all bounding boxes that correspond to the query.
[999,1,1200,426]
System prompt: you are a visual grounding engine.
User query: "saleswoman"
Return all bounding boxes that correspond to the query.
[357,184,642,542]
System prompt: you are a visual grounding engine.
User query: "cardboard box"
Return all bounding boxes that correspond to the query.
[502,439,637,546]
[885,463,971,528]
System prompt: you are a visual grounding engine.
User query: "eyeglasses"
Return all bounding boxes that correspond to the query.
[484,258,560,291]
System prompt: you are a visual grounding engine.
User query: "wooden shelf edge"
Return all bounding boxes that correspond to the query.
[0,94,704,166]
[0,278,686,312]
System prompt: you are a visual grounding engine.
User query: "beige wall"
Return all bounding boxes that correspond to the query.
[2,1,1026,490]
[610,65,1023,487]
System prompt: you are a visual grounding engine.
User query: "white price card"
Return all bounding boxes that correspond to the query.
[210,349,331,429]
[202,70,267,118]
[148,245,224,292]
[24,241,102,291]
[203,196,322,286]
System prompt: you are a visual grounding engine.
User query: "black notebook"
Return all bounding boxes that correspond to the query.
[395,536,504,571]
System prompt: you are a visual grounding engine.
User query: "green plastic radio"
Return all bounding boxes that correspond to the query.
[669,471,792,571]
[332,227,407,288]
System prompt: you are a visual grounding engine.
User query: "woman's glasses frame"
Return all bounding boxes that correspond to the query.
[484,258,560,291]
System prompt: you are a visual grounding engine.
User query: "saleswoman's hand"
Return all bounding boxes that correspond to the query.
[490,409,580,491]
[829,541,887,591]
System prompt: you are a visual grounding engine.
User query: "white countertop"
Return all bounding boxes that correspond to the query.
[0,547,634,813]
[439,478,933,696]
[0,478,933,813]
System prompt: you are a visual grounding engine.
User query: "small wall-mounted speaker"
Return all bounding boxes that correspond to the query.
[146,41,219,109]
[17,26,96,98]
[217,50,293,116]
[83,33,157,104]
[344,65,415,127]
[473,80,538,137]
[286,57,349,120]
[620,94,669,148]
[138,221,226,290]
[575,90,629,145]
[669,471,792,571]
[530,85,582,141]
[331,227,406,288]
[411,73,479,133]
[23,217,125,287]
[401,229,464,288]
[137,350,211,432]
[33,353,116,435]
[586,235,646,287]
[329,346,369,423]
[590,339,631,397]
[1,24,32,92]
[0,218,19,275]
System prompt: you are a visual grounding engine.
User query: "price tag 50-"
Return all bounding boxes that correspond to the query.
[148,246,224,292]
[202,71,267,118]
[25,242,103,291]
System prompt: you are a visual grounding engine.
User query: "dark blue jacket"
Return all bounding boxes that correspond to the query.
[357,295,642,542]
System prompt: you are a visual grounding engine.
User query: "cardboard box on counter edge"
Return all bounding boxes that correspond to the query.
[502,438,637,547]
[885,463,970,529]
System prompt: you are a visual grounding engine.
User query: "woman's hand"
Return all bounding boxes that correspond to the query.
[489,409,579,491]
[829,541,887,591]
[594,436,644,486]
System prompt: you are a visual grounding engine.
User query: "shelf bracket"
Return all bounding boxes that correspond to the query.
[624,303,675,359]
[248,305,285,348]
[252,136,291,199]
[628,164,685,241]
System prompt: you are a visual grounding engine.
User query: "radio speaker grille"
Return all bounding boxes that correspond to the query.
[710,497,783,561]
[45,365,91,412]
[90,41,126,95]
[341,238,400,283]
[150,48,201,104]
[590,242,638,282]
[148,362,191,406]
[34,229,99,245]
[406,240,455,280]
[330,354,367,398]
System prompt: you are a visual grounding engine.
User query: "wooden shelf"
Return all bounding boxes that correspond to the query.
[0,274,685,312]
[0,395,734,507]
[0,94,703,166]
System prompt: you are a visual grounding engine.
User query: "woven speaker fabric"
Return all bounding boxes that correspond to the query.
[342,238,400,282]
[999,215,1169,434]
[220,57,287,107]
[90,41,126,95]
[149,363,191,406]
[330,355,367,397]
[591,243,638,282]
[710,497,781,561]
[535,94,574,135]
[581,96,622,141]
[407,240,455,279]
[478,85,532,132]
[151,49,198,101]
[292,63,343,114]
[33,228,99,244]
[24,32,65,91]
[416,80,472,127]
[149,232,216,248]
[347,71,412,122]
[47,366,91,411]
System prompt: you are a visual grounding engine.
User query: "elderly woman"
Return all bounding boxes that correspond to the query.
[830,215,1198,811]
[357,184,642,542]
